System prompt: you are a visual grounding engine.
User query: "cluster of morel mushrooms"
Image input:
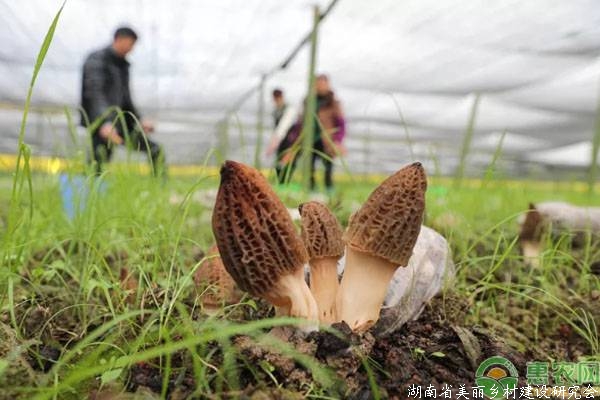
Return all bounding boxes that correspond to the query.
[206,160,426,333]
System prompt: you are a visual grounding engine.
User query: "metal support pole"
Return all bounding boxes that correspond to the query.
[217,116,230,162]
[151,22,159,110]
[254,74,266,169]
[300,5,320,191]
[588,80,600,195]
[215,0,338,169]
[454,93,481,187]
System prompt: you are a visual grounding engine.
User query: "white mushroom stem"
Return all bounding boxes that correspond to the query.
[264,267,319,331]
[337,247,398,332]
[309,257,339,324]
[521,240,541,268]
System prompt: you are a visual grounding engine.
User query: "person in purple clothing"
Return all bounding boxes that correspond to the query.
[276,74,347,190]
[309,74,346,191]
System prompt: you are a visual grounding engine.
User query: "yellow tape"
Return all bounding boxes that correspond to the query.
[0,153,598,193]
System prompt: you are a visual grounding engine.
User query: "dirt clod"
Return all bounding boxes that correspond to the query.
[28,344,61,372]
[313,321,353,360]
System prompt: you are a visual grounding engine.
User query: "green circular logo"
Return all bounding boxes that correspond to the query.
[475,356,519,399]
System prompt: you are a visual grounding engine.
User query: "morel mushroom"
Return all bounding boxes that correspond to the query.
[212,160,318,327]
[194,245,242,313]
[518,203,544,268]
[337,162,427,332]
[518,201,600,268]
[299,201,344,324]
[119,267,138,305]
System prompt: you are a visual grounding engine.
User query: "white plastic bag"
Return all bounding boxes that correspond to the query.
[337,225,455,335]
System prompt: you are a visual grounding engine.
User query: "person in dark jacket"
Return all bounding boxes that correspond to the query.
[81,26,165,177]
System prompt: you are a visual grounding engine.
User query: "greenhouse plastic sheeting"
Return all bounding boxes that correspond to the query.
[0,0,599,175]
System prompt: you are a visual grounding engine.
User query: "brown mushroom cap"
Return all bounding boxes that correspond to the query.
[119,267,138,305]
[519,203,544,242]
[194,245,242,306]
[299,201,344,260]
[343,162,427,266]
[212,160,308,296]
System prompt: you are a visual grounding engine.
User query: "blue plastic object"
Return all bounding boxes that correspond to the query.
[59,174,106,220]
[59,174,87,220]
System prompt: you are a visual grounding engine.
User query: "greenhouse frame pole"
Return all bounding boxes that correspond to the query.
[216,0,338,166]
[300,5,320,191]
[454,93,481,187]
[254,74,266,169]
[217,116,230,162]
[588,81,600,195]
[591,128,600,195]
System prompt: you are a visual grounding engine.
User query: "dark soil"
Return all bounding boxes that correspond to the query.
[6,244,597,399]
[4,287,596,399]
[113,296,535,399]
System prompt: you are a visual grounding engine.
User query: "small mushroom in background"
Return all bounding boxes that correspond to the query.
[119,267,138,305]
[212,160,318,329]
[337,162,427,332]
[299,201,344,324]
[194,245,242,313]
[518,201,600,268]
[518,203,544,268]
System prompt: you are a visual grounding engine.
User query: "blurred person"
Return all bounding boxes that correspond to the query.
[268,76,347,190]
[81,26,165,177]
[271,88,288,127]
[303,74,346,191]
[265,88,299,184]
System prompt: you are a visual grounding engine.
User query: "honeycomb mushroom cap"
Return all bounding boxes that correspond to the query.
[194,245,241,305]
[212,160,308,296]
[519,203,544,242]
[343,162,427,266]
[299,201,344,260]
